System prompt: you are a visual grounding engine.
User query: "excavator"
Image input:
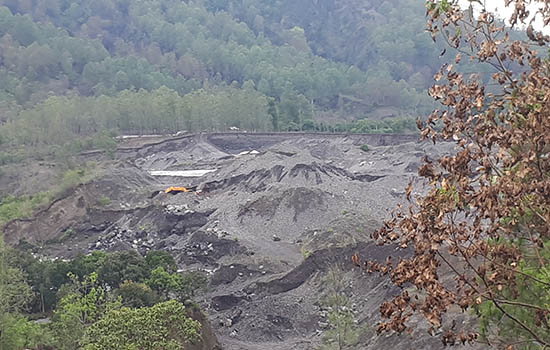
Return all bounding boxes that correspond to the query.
[150,185,201,198]
[165,186,197,194]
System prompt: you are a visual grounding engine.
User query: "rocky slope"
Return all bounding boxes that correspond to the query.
[3,133,465,349]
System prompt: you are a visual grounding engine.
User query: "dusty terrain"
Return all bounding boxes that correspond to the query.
[3,133,468,349]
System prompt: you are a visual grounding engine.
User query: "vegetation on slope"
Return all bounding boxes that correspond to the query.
[0,244,208,350]
[0,165,96,227]
[0,0,448,163]
[0,0,437,113]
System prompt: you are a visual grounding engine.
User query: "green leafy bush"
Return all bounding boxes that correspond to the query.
[81,300,201,350]
[116,282,157,308]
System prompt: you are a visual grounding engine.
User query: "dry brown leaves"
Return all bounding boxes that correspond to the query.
[356,0,550,348]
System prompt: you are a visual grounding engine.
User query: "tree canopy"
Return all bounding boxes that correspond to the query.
[0,0,452,163]
[82,300,201,350]
[0,245,208,349]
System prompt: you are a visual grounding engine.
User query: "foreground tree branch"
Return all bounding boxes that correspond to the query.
[356,0,550,348]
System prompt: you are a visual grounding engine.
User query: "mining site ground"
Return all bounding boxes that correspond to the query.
[2,132,467,350]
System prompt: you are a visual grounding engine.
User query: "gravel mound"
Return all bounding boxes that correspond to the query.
[6,134,462,350]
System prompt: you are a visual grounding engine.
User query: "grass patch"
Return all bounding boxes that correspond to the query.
[45,228,76,244]
[0,165,97,229]
[301,246,312,259]
[60,166,96,190]
[97,196,111,206]
[0,192,53,227]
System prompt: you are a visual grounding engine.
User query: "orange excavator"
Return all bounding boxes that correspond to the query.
[165,186,197,194]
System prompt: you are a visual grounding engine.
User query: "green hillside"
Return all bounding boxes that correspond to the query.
[0,0,445,161]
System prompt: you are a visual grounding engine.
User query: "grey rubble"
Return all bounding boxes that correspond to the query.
[4,133,463,350]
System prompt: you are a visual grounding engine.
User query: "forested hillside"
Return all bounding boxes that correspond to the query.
[0,0,445,162]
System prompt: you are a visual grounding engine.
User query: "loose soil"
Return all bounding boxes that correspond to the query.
[2,133,466,350]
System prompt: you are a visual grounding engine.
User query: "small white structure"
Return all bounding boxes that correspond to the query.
[149,169,216,177]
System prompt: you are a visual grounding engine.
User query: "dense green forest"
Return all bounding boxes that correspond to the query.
[0,0,449,161]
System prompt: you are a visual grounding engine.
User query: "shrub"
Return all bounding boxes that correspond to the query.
[145,251,177,273]
[301,246,312,259]
[96,197,111,206]
[116,281,157,308]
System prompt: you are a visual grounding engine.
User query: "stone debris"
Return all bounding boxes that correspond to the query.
[7,134,455,350]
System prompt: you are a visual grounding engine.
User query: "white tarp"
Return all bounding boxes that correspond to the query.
[149,170,216,177]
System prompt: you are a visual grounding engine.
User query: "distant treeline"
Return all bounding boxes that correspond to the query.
[0,86,418,164]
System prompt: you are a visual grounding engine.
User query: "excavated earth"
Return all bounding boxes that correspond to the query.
[2,133,471,350]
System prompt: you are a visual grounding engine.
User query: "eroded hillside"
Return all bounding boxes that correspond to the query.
[3,133,465,349]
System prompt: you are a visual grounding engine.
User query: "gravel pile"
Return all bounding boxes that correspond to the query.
[7,134,460,350]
